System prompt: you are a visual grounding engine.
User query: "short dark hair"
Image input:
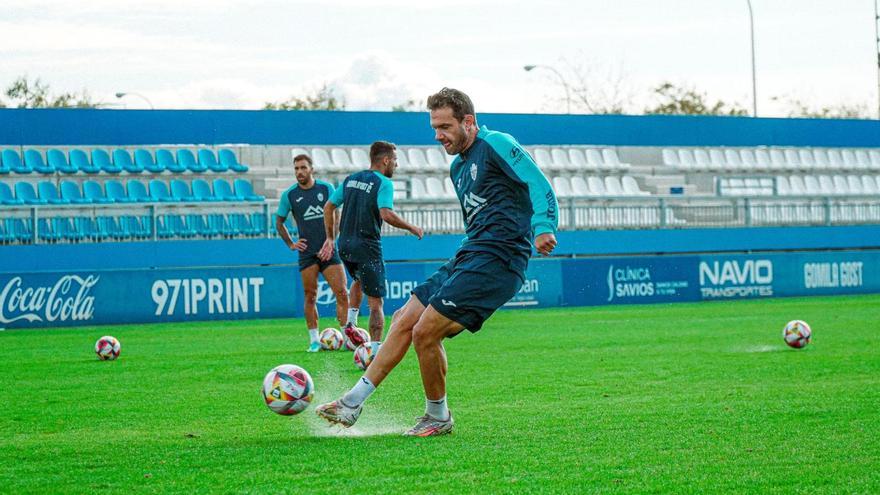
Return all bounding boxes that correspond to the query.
[293,153,312,166]
[426,87,475,122]
[369,141,396,164]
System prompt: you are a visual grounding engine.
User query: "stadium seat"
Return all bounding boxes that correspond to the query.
[170,179,196,201]
[693,149,711,171]
[708,149,727,171]
[724,149,745,171]
[862,175,880,194]
[811,149,831,170]
[15,182,47,205]
[212,179,244,201]
[783,149,801,170]
[113,149,143,174]
[584,149,607,171]
[407,149,430,173]
[549,148,571,172]
[395,148,413,173]
[443,177,456,198]
[233,179,264,201]
[775,176,791,195]
[570,176,590,196]
[532,148,553,171]
[37,218,61,242]
[841,150,859,170]
[816,175,835,195]
[739,149,758,171]
[3,149,31,174]
[677,149,696,170]
[854,150,872,170]
[832,175,849,195]
[661,148,679,167]
[587,176,606,195]
[134,149,164,174]
[567,149,590,171]
[207,213,233,237]
[218,149,249,173]
[424,177,446,199]
[198,149,228,173]
[92,149,121,174]
[59,181,89,204]
[47,149,77,174]
[37,181,69,204]
[826,149,845,170]
[310,148,338,173]
[330,148,355,172]
[187,214,217,237]
[25,150,55,174]
[788,176,807,195]
[425,148,449,172]
[769,149,788,170]
[846,175,864,195]
[350,148,370,169]
[754,149,772,171]
[127,180,151,202]
[0,182,24,205]
[149,180,177,202]
[622,176,649,196]
[602,149,630,171]
[70,149,100,174]
[157,149,186,173]
[4,218,33,242]
[409,177,428,199]
[604,176,625,196]
[191,179,220,201]
[83,180,114,203]
[105,180,134,203]
[868,151,880,170]
[0,152,9,175]
[118,215,150,239]
[796,149,815,170]
[177,149,206,173]
[551,176,572,197]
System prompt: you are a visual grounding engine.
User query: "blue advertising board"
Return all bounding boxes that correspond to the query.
[1,250,876,329]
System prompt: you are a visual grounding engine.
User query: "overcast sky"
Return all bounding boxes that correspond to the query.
[2,0,876,117]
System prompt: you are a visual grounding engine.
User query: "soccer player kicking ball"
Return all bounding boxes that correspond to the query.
[276,153,349,353]
[317,141,424,344]
[316,88,558,436]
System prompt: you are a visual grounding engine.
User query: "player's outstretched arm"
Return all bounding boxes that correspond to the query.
[380,208,424,239]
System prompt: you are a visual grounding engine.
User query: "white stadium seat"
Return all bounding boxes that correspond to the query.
[585,149,606,170]
[351,148,370,168]
[568,148,591,171]
[789,176,807,195]
[587,176,606,195]
[832,175,849,195]
[602,149,630,170]
[661,148,679,167]
[443,177,457,198]
[310,148,338,173]
[868,151,880,170]
[550,148,572,172]
[797,149,816,170]
[409,176,428,199]
[846,175,864,195]
[724,149,745,171]
[826,149,845,170]
[330,148,355,172]
[812,149,831,170]
[855,150,872,170]
[552,176,573,197]
[841,150,859,170]
[622,175,649,196]
[532,148,554,171]
[862,175,880,194]
[604,176,625,196]
[783,149,801,170]
[424,177,446,199]
[769,149,788,171]
[818,175,836,195]
[570,176,590,196]
[775,176,791,195]
[407,149,430,173]
[396,147,413,172]
[708,149,727,171]
[804,175,822,194]
[739,149,758,170]
[754,149,772,171]
[693,149,711,171]
[425,148,449,172]
[677,149,696,170]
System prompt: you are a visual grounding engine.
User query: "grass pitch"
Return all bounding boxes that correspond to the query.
[1,294,879,494]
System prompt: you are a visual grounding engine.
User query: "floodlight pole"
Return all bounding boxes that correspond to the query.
[524,64,571,114]
[115,91,155,110]
[747,0,758,117]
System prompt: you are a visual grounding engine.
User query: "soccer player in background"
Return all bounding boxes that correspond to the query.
[275,153,349,352]
[317,141,424,344]
[316,88,558,436]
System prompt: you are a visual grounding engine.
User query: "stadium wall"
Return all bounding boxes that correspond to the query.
[2,225,878,329]
[3,109,880,147]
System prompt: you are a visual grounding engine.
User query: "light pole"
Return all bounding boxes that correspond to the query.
[524,64,571,114]
[746,0,757,117]
[115,91,154,110]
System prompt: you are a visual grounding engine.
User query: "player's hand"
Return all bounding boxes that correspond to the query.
[410,226,424,240]
[290,239,307,252]
[534,232,557,256]
[317,239,334,261]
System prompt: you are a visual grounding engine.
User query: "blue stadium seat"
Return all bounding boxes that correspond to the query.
[15,182,48,205]
[219,149,249,173]
[51,217,83,242]
[233,179,265,201]
[113,149,143,174]
[149,180,176,202]
[48,149,77,174]
[37,218,60,242]
[105,180,134,203]
[70,149,100,174]
[212,179,243,201]
[98,216,128,240]
[127,180,150,202]
[3,150,32,174]
[157,149,186,173]
[0,183,24,205]
[191,179,220,201]
[207,213,233,237]
[83,180,113,204]
[25,150,55,174]
[37,181,70,205]
[135,149,164,174]
[189,214,218,237]
[170,179,196,201]
[5,218,33,242]
[92,149,121,174]
[169,215,197,238]
[0,152,9,175]
[60,181,91,204]
[177,149,206,173]
[198,149,227,173]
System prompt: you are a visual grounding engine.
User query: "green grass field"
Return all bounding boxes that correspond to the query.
[2,294,879,494]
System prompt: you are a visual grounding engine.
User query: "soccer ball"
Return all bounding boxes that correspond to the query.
[783,320,812,349]
[319,328,344,350]
[95,336,121,360]
[354,341,382,370]
[344,327,370,351]
[261,364,314,415]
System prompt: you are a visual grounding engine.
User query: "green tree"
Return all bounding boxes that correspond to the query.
[3,76,96,108]
[644,82,748,116]
[772,95,869,119]
[391,99,417,112]
[264,83,345,110]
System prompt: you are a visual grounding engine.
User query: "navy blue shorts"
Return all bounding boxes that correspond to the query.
[412,250,525,333]
[298,252,342,272]
[342,257,386,298]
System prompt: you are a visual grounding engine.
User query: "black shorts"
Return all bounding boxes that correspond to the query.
[342,257,386,298]
[298,252,342,272]
[412,250,525,333]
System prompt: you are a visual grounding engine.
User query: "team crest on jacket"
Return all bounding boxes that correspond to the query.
[318,192,324,201]
[470,163,478,180]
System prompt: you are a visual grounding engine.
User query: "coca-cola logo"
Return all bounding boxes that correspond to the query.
[0,275,99,324]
